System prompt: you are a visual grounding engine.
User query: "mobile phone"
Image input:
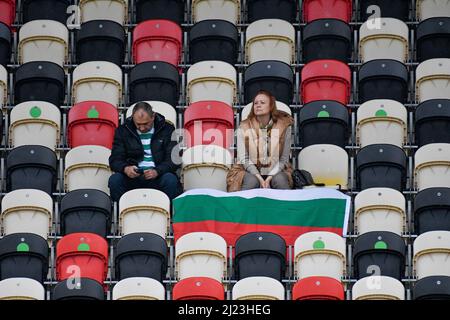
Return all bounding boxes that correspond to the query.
[134,167,144,174]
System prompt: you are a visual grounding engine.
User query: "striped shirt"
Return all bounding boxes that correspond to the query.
[137,128,155,169]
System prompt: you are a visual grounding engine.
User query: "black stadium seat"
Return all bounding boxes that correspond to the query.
[135,0,185,24]
[76,20,126,66]
[235,232,286,281]
[359,0,409,21]
[413,276,450,300]
[414,188,450,235]
[415,99,450,146]
[22,0,70,24]
[417,17,450,62]
[247,0,297,23]
[52,278,105,300]
[0,21,11,66]
[189,20,239,65]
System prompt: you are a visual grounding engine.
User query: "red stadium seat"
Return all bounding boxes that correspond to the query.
[0,0,15,27]
[56,233,108,288]
[184,101,234,149]
[172,277,225,300]
[67,101,119,149]
[133,19,182,67]
[303,0,352,23]
[301,59,351,105]
[292,277,345,300]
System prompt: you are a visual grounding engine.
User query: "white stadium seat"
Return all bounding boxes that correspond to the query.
[1,189,52,240]
[414,143,450,191]
[112,277,165,300]
[187,60,237,106]
[416,59,450,103]
[0,278,45,300]
[72,61,123,106]
[80,0,128,25]
[352,276,405,300]
[9,101,61,150]
[0,65,7,108]
[127,101,177,127]
[182,144,233,191]
[414,231,450,279]
[294,231,346,281]
[246,19,296,65]
[241,100,292,121]
[354,188,406,235]
[192,0,240,24]
[175,232,227,282]
[356,99,407,148]
[64,145,111,194]
[417,0,450,21]
[119,188,171,238]
[232,276,285,300]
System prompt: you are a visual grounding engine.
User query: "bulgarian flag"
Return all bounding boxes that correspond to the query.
[173,188,351,247]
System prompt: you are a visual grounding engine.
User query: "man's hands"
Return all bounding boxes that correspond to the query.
[143,169,159,180]
[124,166,159,180]
[256,175,272,188]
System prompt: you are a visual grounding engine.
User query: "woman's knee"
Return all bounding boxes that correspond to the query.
[271,172,290,189]
[241,173,260,190]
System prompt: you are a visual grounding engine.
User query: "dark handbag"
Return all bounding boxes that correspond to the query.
[292,169,324,189]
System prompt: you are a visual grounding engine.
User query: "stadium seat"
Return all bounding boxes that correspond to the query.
[184,101,234,149]
[52,278,105,300]
[241,100,292,121]
[297,144,348,189]
[14,61,65,106]
[354,188,406,236]
[294,231,346,281]
[299,100,349,148]
[6,145,57,195]
[192,0,240,24]
[0,278,45,300]
[67,101,119,149]
[0,0,15,27]
[186,60,237,106]
[300,59,351,105]
[1,189,52,240]
[413,276,450,300]
[18,20,68,67]
[292,277,345,300]
[352,276,405,300]
[417,18,450,62]
[232,276,285,300]
[302,0,352,23]
[119,189,170,238]
[172,277,225,300]
[356,144,407,191]
[0,233,49,283]
[414,231,450,279]
[0,64,6,108]
[247,0,297,22]
[414,143,450,191]
[115,233,168,282]
[358,59,409,104]
[353,231,406,280]
[60,189,112,237]
[64,145,111,194]
[189,20,239,65]
[359,0,410,21]
[76,20,126,66]
[129,62,180,107]
[135,0,185,24]
[181,144,233,191]
[133,19,182,67]
[414,188,450,235]
[9,101,61,150]
[113,277,165,300]
[127,101,177,127]
[416,59,450,103]
[356,99,407,148]
[72,61,122,106]
[417,0,450,21]
[415,99,450,146]
[0,22,11,66]
[56,232,109,285]
[244,60,294,105]
[234,232,286,281]
[22,0,69,24]
[245,19,295,65]
[302,19,352,63]
[80,0,128,25]
[175,232,227,282]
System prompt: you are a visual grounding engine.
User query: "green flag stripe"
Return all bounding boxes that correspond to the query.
[173,195,346,228]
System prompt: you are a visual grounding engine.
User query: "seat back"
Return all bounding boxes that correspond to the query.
[414,231,450,279]
[192,0,240,24]
[127,101,177,127]
[241,101,291,121]
[416,59,450,103]
[113,277,165,300]
[80,0,128,25]
[0,0,16,27]
[0,64,7,107]
[292,276,345,300]
[352,276,405,300]
[417,0,450,21]
[415,143,450,191]
[0,278,45,300]
[172,277,225,300]
[232,276,285,300]
[303,0,352,23]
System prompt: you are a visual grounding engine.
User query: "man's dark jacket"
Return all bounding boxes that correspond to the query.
[109,113,180,175]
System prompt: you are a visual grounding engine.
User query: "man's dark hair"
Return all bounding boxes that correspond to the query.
[132,102,154,117]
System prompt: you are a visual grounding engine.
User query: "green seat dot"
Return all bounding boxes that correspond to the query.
[374,241,387,249]
[77,243,90,251]
[87,108,99,118]
[317,111,330,118]
[313,240,325,250]
[375,109,387,117]
[29,106,42,118]
[17,243,30,252]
